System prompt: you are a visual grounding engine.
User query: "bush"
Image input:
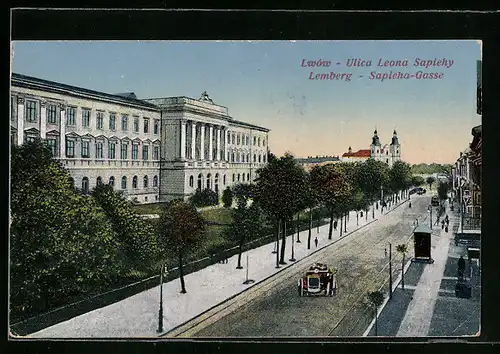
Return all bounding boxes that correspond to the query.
[221,186,233,208]
[189,188,219,207]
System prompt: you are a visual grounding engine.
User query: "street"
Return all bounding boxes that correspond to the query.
[183,195,430,337]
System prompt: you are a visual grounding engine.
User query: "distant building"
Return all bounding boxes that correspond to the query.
[341,129,401,167]
[296,155,340,171]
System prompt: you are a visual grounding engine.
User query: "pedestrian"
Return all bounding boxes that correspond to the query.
[384,248,387,257]
[334,220,338,231]
[409,202,412,208]
[445,214,449,223]
[314,237,318,248]
[441,220,445,229]
[458,256,466,280]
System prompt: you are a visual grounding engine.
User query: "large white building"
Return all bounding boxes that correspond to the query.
[341,129,401,167]
[10,74,270,203]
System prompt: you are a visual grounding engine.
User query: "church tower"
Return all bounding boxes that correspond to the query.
[370,129,381,159]
[389,129,401,165]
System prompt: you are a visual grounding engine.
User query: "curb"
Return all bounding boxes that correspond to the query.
[362,257,414,337]
[161,216,381,337]
[384,198,409,216]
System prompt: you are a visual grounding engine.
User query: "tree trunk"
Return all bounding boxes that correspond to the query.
[179,252,187,294]
[328,212,334,240]
[344,211,347,232]
[279,219,287,264]
[308,208,312,249]
[296,213,300,242]
[276,219,280,267]
[401,253,405,290]
[340,215,343,237]
[374,307,378,336]
[356,212,359,226]
[236,233,245,269]
[366,208,369,221]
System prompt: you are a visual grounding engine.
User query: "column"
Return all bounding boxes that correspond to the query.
[17,97,25,144]
[60,105,66,158]
[200,124,205,160]
[40,101,47,139]
[216,127,221,161]
[209,125,214,161]
[224,129,228,161]
[180,120,186,159]
[191,121,196,160]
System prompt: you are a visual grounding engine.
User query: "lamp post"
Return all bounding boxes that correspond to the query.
[296,213,301,243]
[380,185,384,213]
[428,205,432,229]
[290,219,296,262]
[388,243,393,300]
[243,253,255,285]
[157,265,167,333]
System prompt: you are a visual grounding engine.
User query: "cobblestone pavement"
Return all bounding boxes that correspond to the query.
[191,196,429,337]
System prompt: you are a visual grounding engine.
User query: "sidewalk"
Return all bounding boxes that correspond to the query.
[364,200,481,337]
[28,198,407,338]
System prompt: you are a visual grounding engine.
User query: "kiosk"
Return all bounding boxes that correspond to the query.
[412,224,434,264]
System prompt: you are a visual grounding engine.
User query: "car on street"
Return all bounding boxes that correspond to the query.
[298,263,337,297]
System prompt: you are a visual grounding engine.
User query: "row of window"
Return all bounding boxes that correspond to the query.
[78,175,159,193]
[372,148,399,155]
[13,98,159,134]
[30,135,160,160]
[229,151,267,163]
[227,131,266,147]
[186,172,253,190]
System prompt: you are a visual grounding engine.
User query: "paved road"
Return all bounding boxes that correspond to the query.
[190,195,431,337]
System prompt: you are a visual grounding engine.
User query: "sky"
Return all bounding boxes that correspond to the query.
[11,40,481,164]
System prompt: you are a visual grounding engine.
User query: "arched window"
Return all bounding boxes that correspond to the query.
[263,154,267,163]
[242,174,245,182]
[247,173,250,181]
[215,173,219,193]
[258,137,261,147]
[258,154,262,163]
[206,173,212,190]
[121,176,127,189]
[143,175,149,188]
[109,176,115,187]
[82,177,89,193]
[237,173,241,181]
[247,153,250,162]
[132,176,138,189]
[223,174,226,185]
[227,131,231,142]
[263,139,266,147]
[232,173,235,182]
[153,175,158,187]
[189,175,194,187]
[198,173,203,190]
[97,176,103,186]
[254,154,257,162]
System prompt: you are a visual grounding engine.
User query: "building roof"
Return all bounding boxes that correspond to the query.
[11,73,159,110]
[297,156,340,163]
[230,119,270,132]
[414,224,433,234]
[342,149,371,158]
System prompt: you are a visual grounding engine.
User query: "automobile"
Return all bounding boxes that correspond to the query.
[417,188,426,195]
[431,195,440,206]
[298,263,337,297]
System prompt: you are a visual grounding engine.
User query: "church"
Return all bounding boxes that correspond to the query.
[341,129,401,167]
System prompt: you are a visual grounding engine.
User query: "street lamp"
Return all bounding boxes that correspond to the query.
[296,213,301,243]
[380,185,384,213]
[290,218,296,262]
[243,253,255,285]
[428,205,433,229]
[157,265,167,333]
[388,243,393,300]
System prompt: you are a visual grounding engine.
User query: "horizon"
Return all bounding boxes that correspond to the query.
[11,40,481,164]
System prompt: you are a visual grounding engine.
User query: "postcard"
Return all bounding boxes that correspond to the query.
[9,39,482,339]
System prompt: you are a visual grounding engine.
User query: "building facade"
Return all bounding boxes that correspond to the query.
[341,129,401,167]
[10,74,269,204]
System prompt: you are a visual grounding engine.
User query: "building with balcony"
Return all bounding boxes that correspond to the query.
[10,74,269,203]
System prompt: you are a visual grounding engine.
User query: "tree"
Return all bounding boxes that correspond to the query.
[355,159,390,203]
[221,186,233,208]
[10,140,119,318]
[426,176,436,191]
[253,152,308,265]
[367,290,385,336]
[389,161,412,198]
[157,199,205,293]
[230,183,261,269]
[395,244,408,290]
[189,188,219,207]
[92,183,159,272]
[411,175,425,187]
[437,181,450,202]
[310,164,351,240]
